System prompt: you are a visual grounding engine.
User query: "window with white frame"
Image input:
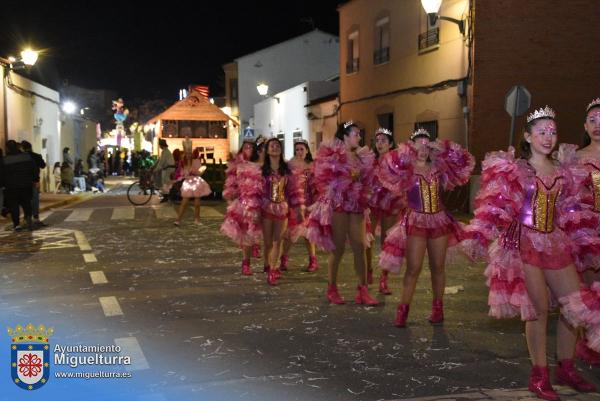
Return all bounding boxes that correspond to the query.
[374,16,390,65]
[346,30,359,74]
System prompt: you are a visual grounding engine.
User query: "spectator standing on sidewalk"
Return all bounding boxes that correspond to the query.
[21,140,47,227]
[0,140,38,231]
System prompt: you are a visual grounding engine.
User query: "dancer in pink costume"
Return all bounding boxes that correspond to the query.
[174,148,211,226]
[570,98,600,365]
[280,139,319,273]
[366,128,405,295]
[307,121,379,306]
[220,138,261,275]
[465,106,600,400]
[259,138,294,285]
[378,128,474,327]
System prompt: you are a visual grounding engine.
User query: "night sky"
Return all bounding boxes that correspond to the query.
[0,1,341,102]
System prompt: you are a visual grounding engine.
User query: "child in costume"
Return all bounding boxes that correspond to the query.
[366,128,405,295]
[378,128,474,327]
[280,139,319,273]
[307,121,379,305]
[465,106,600,400]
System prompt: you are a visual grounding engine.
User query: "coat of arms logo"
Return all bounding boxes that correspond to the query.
[8,323,53,390]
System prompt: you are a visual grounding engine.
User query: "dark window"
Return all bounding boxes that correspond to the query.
[414,120,438,140]
[276,133,285,156]
[373,17,390,65]
[347,31,359,74]
[162,120,227,138]
[229,79,238,109]
[377,112,394,130]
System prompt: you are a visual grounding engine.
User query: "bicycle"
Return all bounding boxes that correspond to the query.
[126,169,157,206]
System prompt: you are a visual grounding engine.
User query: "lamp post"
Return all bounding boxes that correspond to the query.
[421,0,465,35]
[1,48,40,146]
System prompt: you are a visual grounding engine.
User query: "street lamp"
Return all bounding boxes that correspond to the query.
[1,48,40,145]
[62,101,77,114]
[421,0,465,35]
[256,82,269,96]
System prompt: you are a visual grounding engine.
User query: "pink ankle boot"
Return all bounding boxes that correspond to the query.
[326,283,345,305]
[279,255,289,271]
[379,272,392,295]
[428,299,444,324]
[529,365,559,401]
[241,259,252,276]
[395,304,410,327]
[555,358,596,392]
[355,285,379,306]
[306,255,318,272]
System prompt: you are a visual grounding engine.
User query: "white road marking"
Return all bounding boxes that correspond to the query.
[99,296,123,317]
[111,207,135,220]
[83,253,97,263]
[73,230,91,251]
[114,337,149,371]
[65,208,94,222]
[89,271,108,284]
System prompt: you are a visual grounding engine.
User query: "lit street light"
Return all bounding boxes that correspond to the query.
[256,82,269,96]
[62,101,77,114]
[420,0,465,35]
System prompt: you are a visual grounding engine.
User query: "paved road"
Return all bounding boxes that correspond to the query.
[1,186,598,401]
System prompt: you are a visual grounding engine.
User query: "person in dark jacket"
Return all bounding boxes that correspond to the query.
[21,140,47,226]
[0,140,38,231]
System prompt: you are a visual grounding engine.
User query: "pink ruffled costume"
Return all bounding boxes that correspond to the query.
[307,138,375,251]
[180,159,212,198]
[368,157,406,232]
[464,146,600,351]
[378,140,475,273]
[286,159,315,241]
[569,152,600,272]
[219,155,262,247]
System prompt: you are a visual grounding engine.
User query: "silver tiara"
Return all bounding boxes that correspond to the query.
[587,98,600,112]
[294,138,309,145]
[526,106,556,123]
[375,127,392,136]
[410,128,430,140]
[343,120,354,129]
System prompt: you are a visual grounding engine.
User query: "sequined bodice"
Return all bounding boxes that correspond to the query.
[519,176,563,233]
[585,162,600,212]
[407,174,442,213]
[268,174,287,203]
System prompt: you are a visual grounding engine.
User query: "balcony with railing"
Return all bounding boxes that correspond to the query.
[373,47,390,65]
[346,58,359,74]
[418,28,439,52]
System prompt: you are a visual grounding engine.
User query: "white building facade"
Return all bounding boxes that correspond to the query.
[254,80,338,160]
[230,29,339,153]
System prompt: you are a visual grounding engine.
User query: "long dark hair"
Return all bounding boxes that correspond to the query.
[335,122,358,141]
[262,138,290,177]
[373,132,396,160]
[582,105,600,147]
[519,117,555,159]
[294,141,313,162]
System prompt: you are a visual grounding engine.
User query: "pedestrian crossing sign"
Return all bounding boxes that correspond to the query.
[243,127,254,138]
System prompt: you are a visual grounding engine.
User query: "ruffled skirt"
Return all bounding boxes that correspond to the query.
[262,199,289,221]
[286,207,308,242]
[379,209,464,273]
[181,176,212,198]
[220,199,262,247]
